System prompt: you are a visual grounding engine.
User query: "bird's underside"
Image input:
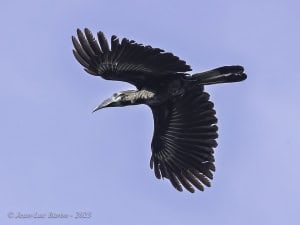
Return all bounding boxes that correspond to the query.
[72,28,247,193]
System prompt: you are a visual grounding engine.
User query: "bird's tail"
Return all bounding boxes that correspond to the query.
[191,65,247,85]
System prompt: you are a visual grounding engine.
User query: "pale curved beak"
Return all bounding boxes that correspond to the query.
[92,97,114,113]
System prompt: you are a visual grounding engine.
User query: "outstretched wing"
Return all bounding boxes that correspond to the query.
[150,86,218,192]
[72,28,191,88]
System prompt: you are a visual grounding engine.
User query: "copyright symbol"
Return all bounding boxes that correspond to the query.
[7,212,14,218]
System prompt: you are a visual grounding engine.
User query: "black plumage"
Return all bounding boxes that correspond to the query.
[72,28,247,193]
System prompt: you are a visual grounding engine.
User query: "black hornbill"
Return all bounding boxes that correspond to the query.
[72,28,247,193]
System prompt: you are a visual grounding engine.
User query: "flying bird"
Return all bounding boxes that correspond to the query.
[72,28,247,193]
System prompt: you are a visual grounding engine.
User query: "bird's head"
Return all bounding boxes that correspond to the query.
[92,90,139,112]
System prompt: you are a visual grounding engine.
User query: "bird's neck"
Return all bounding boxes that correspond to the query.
[123,89,156,105]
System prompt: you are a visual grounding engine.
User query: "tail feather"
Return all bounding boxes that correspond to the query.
[191,65,247,85]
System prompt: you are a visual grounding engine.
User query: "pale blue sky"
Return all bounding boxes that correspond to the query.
[1,0,299,224]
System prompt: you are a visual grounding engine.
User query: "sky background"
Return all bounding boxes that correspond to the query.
[0,0,299,224]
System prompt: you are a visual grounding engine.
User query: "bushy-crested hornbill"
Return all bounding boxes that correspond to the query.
[72,28,247,193]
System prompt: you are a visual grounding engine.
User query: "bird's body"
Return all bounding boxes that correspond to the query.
[72,28,247,193]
